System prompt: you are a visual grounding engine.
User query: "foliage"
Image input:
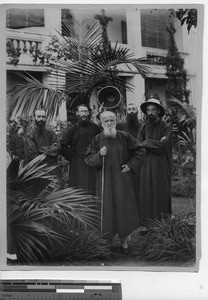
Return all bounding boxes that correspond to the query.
[33,18,103,65]
[7,72,65,121]
[6,39,20,66]
[7,154,110,264]
[62,42,150,101]
[140,213,196,263]
[54,230,110,262]
[170,9,197,33]
[6,116,34,160]
[172,175,196,198]
[7,16,151,121]
[166,96,196,183]
[165,23,190,103]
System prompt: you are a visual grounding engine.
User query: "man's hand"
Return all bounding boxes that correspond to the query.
[122,164,130,173]
[100,146,107,156]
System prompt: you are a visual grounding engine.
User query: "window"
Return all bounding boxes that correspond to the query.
[141,9,173,49]
[6,9,44,29]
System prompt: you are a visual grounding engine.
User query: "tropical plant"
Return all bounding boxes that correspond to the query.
[140,213,196,263]
[6,115,34,161]
[7,16,151,121]
[7,72,64,121]
[6,39,20,66]
[166,96,196,174]
[165,22,190,103]
[171,175,196,198]
[169,8,197,33]
[7,154,110,264]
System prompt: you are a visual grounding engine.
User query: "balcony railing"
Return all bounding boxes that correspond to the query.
[146,54,167,66]
[6,29,47,66]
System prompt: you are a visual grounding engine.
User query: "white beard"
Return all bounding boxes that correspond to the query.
[103,126,117,138]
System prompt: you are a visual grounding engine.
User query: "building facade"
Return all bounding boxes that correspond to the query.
[6,5,199,121]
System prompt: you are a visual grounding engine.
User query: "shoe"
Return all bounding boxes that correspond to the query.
[120,246,129,255]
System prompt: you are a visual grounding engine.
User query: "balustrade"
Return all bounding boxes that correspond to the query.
[146,53,167,66]
[6,30,45,65]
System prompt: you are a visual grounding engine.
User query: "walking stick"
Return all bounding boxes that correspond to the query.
[101,155,105,236]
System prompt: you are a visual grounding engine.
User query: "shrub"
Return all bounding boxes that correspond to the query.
[140,214,196,263]
[172,175,196,198]
[7,155,110,264]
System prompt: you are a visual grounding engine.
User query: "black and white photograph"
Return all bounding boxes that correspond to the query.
[1,3,203,272]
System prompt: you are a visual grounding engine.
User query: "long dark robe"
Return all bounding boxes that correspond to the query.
[24,126,59,164]
[23,126,60,196]
[116,115,141,138]
[85,131,145,241]
[116,116,141,213]
[137,119,173,225]
[60,121,101,195]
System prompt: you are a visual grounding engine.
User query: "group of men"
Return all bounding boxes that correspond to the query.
[23,98,172,255]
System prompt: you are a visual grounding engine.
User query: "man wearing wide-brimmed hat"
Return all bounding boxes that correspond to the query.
[137,98,173,228]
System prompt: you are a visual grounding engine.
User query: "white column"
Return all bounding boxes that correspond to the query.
[181,23,198,107]
[126,8,145,110]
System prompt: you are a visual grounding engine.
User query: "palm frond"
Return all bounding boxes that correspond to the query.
[167,96,196,126]
[54,42,151,102]
[7,192,67,263]
[7,72,63,120]
[140,214,195,263]
[44,187,100,231]
[55,18,103,61]
[17,154,57,182]
[54,230,110,262]
[7,156,103,263]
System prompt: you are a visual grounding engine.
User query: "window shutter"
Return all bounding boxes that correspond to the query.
[141,9,173,49]
[121,21,127,44]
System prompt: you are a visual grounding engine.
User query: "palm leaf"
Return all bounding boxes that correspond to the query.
[17,154,56,182]
[52,42,151,108]
[7,17,151,119]
[167,96,196,126]
[7,193,67,263]
[63,42,150,90]
[55,18,103,61]
[7,72,63,120]
[44,187,100,231]
[7,156,104,263]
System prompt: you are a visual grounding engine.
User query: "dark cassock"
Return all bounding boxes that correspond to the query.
[116,114,141,138]
[116,114,141,213]
[24,126,60,165]
[137,119,173,224]
[60,122,101,194]
[85,131,145,241]
[23,126,60,196]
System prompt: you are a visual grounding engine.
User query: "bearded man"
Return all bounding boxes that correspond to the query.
[137,98,173,227]
[117,103,141,138]
[86,110,145,254]
[60,104,101,194]
[24,108,60,165]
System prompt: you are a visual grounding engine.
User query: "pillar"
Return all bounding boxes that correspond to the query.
[126,8,145,110]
